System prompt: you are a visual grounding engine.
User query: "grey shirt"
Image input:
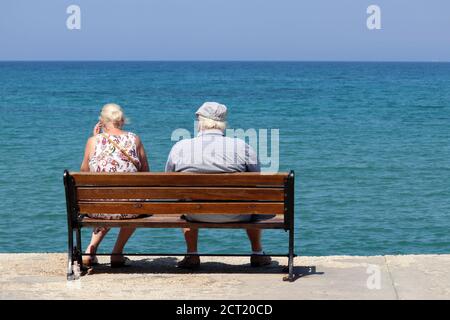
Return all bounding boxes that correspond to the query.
[165,129,260,222]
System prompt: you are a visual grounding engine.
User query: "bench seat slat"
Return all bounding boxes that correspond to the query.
[77,187,285,201]
[78,202,284,215]
[80,215,286,229]
[71,172,288,187]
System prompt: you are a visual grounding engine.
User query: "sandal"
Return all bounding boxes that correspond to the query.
[250,253,272,267]
[177,255,200,269]
[111,256,131,268]
[82,255,98,267]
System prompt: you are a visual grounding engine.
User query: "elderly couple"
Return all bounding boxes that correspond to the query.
[80,102,272,269]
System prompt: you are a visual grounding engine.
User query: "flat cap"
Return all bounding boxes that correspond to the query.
[195,102,227,122]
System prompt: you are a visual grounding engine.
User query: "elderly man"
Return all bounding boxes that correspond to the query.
[165,102,273,269]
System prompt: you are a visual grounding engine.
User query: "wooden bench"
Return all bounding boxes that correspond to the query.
[64,170,296,281]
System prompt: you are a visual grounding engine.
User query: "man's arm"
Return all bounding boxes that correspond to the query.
[245,143,261,172]
[165,148,176,172]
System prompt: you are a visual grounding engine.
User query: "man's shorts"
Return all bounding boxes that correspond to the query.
[183,214,276,223]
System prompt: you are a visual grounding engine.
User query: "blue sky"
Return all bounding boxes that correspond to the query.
[1,0,449,61]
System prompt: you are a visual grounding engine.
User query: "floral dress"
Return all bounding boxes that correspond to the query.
[88,132,141,219]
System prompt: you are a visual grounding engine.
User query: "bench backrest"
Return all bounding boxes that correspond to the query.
[64,171,294,228]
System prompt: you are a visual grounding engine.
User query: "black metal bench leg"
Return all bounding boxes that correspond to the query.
[75,227,84,271]
[282,170,295,282]
[283,226,295,282]
[287,252,294,282]
[283,255,295,282]
[67,228,75,281]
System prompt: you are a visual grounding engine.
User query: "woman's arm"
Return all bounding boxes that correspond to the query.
[136,136,150,172]
[80,137,95,172]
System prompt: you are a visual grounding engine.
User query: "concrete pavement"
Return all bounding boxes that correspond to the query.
[0,253,449,299]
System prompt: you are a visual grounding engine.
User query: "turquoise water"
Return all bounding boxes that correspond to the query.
[0,62,449,256]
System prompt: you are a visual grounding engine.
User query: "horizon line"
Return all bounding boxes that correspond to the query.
[1,59,450,63]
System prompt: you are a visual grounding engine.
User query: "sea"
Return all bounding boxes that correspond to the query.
[0,61,449,256]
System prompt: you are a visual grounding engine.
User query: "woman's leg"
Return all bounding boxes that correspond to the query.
[83,227,110,264]
[111,227,136,263]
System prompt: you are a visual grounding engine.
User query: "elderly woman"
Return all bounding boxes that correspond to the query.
[80,103,149,268]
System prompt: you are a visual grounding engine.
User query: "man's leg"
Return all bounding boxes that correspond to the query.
[246,229,263,252]
[183,227,199,253]
[246,229,272,267]
[178,228,200,269]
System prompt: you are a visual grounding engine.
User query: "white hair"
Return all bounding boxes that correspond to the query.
[99,103,128,128]
[197,115,227,132]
